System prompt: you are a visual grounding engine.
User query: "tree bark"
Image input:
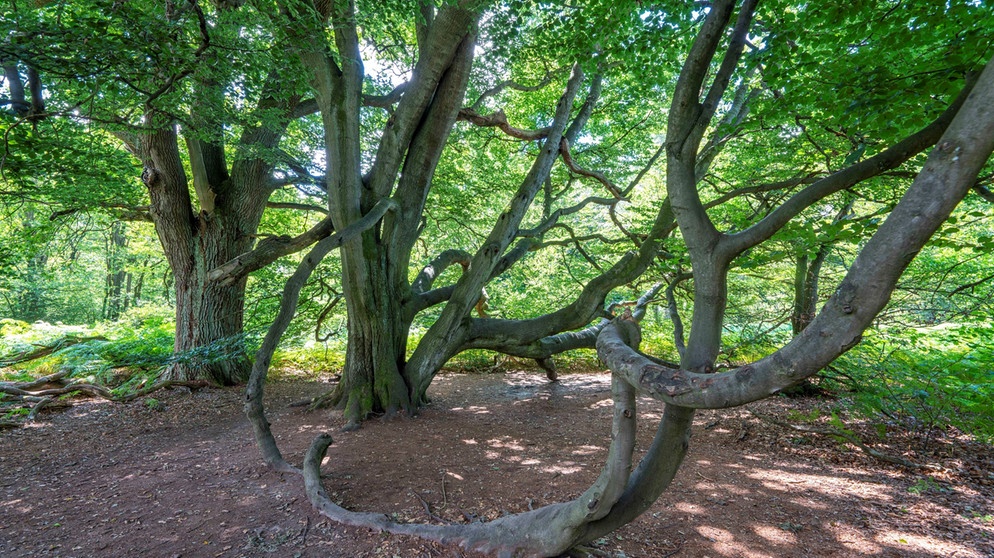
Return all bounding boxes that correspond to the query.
[288,1,483,425]
[135,112,280,384]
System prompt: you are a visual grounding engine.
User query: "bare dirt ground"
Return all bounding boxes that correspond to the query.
[1,369,992,558]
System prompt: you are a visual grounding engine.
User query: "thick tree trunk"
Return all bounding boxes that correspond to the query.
[163,212,253,385]
[332,241,416,427]
[137,123,268,386]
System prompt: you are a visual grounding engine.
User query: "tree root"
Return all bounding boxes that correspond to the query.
[0,374,208,428]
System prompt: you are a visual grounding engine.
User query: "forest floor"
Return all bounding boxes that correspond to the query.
[1,368,992,558]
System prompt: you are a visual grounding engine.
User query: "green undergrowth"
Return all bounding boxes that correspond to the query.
[0,309,254,393]
[6,315,991,448]
[829,323,994,445]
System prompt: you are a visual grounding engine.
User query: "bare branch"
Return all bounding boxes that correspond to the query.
[363,83,408,108]
[665,273,692,358]
[602,56,994,409]
[719,74,978,260]
[704,172,820,210]
[266,201,328,214]
[559,138,625,200]
[411,249,472,294]
[469,69,559,111]
[456,107,551,141]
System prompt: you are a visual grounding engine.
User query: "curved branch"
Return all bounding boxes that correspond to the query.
[265,201,329,214]
[411,249,472,294]
[460,197,675,359]
[531,223,628,250]
[469,68,559,111]
[287,308,697,558]
[363,82,408,108]
[718,73,978,260]
[456,107,552,141]
[518,195,618,238]
[703,172,820,210]
[409,240,535,317]
[209,198,397,286]
[665,272,692,358]
[244,221,373,472]
[299,348,641,557]
[558,138,625,200]
[601,58,994,409]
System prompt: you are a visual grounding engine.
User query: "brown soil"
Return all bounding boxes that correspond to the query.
[1,369,992,558]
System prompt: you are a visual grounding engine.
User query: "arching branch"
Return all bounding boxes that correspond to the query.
[209,198,397,286]
[411,249,472,294]
[456,107,552,141]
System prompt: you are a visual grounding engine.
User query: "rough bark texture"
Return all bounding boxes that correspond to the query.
[601,55,994,410]
[274,0,678,425]
[288,1,482,426]
[115,37,304,384]
[136,124,256,385]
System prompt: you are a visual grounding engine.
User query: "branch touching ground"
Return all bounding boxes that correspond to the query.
[0,374,208,428]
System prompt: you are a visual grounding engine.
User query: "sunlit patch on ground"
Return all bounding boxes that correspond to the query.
[1,372,991,557]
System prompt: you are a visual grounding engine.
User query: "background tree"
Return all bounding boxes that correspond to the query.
[1,0,325,383]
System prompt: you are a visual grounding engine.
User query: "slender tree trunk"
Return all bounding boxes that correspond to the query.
[791,247,827,335]
[104,221,128,321]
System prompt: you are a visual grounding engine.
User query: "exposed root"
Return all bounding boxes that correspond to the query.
[0,374,208,428]
[307,386,342,411]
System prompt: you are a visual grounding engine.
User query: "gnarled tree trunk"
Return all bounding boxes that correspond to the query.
[138,125,262,385]
[334,242,416,424]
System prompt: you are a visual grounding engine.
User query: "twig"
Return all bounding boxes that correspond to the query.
[440,475,448,509]
[410,491,449,524]
[299,516,310,546]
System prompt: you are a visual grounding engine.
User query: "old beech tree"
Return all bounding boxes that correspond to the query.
[1,1,333,383]
[240,0,994,556]
[5,1,993,552]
